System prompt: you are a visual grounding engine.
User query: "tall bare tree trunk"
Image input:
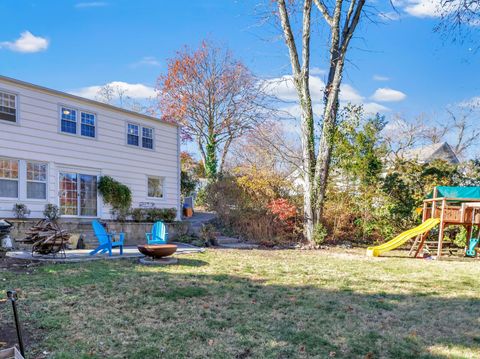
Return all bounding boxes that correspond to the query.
[277,0,316,241]
[313,0,365,221]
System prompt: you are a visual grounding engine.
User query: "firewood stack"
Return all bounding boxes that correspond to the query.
[18,220,70,255]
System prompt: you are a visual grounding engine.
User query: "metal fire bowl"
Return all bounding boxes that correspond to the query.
[137,244,178,258]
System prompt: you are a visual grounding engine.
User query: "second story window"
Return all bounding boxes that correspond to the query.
[142,127,153,149]
[81,112,96,138]
[61,107,77,134]
[127,123,154,149]
[0,91,17,123]
[60,107,96,138]
[127,124,139,146]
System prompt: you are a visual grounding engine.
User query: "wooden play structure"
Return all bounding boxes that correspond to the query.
[368,186,480,258]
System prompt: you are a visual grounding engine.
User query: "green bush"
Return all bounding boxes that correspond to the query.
[43,204,60,221]
[195,187,207,207]
[98,176,132,219]
[130,208,146,222]
[313,223,328,246]
[12,203,30,219]
[144,208,177,223]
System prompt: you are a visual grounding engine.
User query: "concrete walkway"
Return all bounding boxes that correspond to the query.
[6,243,205,263]
[183,211,217,235]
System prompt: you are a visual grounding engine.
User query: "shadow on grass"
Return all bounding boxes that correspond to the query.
[2,261,480,359]
[174,258,208,267]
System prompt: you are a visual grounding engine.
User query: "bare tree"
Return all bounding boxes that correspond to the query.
[275,0,366,242]
[435,0,480,51]
[228,120,302,175]
[95,84,151,114]
[157,41,273,179]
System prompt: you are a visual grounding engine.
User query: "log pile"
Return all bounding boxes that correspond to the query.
[18,220,70,255]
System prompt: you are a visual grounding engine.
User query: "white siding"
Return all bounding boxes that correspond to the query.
[0,78,180,219]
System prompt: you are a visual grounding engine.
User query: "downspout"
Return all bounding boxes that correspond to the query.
[176,125,182,221]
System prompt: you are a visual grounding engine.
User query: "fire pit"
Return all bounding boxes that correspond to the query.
[137,244,178,265]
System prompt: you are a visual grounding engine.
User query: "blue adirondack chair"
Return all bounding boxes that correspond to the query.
[146,221,168,245]
[90,220,124,256]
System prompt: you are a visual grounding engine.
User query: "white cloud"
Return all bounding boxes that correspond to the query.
[340,84,364,103]
[373,74,390,81]
[310,67,326,76]
[70,81,156,100]
[363,102,391,114]
[131,56,161,68]
[75,2,108,8]
[0,31,49,53]
[266,74,391,116]
[265,75,364,104]
[371,88,407,102]
[404,0,442,17]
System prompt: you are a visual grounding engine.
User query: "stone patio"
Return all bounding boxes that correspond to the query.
[6,243,205,263]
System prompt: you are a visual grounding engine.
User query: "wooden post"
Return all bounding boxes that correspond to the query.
[422,201,427,223]
[437,198,446,258]
[431,187,438,219]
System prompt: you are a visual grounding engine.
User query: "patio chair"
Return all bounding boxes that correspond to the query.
[90,220,124,256]
[146,221,168,245]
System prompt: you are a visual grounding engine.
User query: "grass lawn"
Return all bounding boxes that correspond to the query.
[1,248,480,358]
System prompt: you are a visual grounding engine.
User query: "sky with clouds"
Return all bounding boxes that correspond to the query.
[0,0,479,143]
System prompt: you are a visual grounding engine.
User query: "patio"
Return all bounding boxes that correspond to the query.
[5,243,205,263]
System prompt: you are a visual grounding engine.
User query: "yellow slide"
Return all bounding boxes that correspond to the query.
[367,218,440,257]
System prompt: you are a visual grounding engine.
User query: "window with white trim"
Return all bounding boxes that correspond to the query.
[0,91,17,123]
[127,124,139,146]
[26,162,47,199]
[61,107,77,134]
[142,127,154,149]
[81,112,96,138]
[60,107,96,138]
[127,123,154,149]
[147,176,164,198]
[0,159,19,198]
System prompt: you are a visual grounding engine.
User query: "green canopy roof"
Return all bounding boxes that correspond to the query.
[428,186,480,200]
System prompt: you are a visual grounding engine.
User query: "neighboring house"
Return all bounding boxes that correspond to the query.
[0,75,181,219]
[397,142,459,164]
[288,142,460,193]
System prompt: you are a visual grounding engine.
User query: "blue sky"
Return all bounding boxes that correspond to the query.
[1,1,479,133]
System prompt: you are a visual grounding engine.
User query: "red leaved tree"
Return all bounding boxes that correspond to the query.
[157,41,272,179]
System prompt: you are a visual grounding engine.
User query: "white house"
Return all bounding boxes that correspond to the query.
[0,75,181,220]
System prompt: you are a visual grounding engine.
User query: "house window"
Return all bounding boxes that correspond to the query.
[26,162,47,199]
[61,107,77,134]
[0,159,19,198]
[148,176,164,198]
[0,91,17,123]
[127,124,139,146]
[142,127,154,149]
[81,112,96,138]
